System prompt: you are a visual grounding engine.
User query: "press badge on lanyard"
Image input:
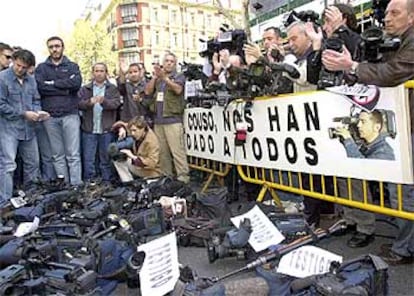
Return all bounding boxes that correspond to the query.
[156,92,164,102]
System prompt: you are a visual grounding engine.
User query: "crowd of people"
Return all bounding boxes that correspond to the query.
[0,0,413,267]
[0,36,190,207]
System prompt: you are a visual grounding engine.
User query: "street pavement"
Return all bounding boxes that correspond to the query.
[116,186,414,296]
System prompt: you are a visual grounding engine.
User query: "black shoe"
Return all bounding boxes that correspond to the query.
[347,232,374,248]
[378,248,414,265]
[332,224,357,236]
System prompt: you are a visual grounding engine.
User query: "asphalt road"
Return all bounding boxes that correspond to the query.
[115,186,413,296]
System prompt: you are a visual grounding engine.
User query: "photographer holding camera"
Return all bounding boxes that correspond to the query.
[111,116,161,182]
[243,27,285,64]
[334,110,395,160]
[323,0,414,264]
[306,4,361,88]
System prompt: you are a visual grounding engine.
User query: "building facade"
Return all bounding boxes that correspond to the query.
[83,0,244,69]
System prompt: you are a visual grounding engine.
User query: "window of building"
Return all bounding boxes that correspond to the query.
[191,13,195,25]
[121,52,139,66]
[121,4,137,23]
[171,10,177,23]
[122,28,138,47]
[153,8,159,22]
[206,15,212,27]
[122,28,137,41]
[171,32,178,47]
[154,31,160,45]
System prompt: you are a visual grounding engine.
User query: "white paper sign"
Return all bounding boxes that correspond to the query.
[277,245,343,278]
[14,216,40,237]
[185,80,203,100]
[230,205,285,252]
[138,232,180,296]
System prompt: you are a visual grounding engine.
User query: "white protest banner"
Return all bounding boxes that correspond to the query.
[184,85,413,183]
[277,245,343,278]
[138,232,180,296]
[230,205,285,252]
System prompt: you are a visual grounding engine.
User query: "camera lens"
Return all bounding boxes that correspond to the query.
[328,128,338,139]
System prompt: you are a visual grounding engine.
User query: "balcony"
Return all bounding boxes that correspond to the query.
[123,39,138,48]
[122,15,137,23]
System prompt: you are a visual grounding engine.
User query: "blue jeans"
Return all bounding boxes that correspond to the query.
[82,132,114,181]
[43,114,82,185]
[35,122,56,181]
[387,133,414,257]
[0,133,39,204]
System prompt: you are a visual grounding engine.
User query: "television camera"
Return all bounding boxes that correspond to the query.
[199,25,247,61]
[207,218,252,263]
[328,108,396,143]
[107,136,134,161]
[360,26,401,63]
[283,10,320,28]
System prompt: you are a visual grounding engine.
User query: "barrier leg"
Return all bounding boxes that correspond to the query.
[256,184,282,207]
[201,172,215,193]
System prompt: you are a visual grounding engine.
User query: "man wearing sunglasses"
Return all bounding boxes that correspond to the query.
[34,36,83,186]
[0,42,13,71]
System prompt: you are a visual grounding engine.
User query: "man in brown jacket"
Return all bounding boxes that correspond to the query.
[78,63,121,183]
[322,0,414,265]
[112,116,161,181]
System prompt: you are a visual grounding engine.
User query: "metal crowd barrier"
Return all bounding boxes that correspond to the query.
[187,156,232,193]
[186,81,414,220]
[237,166,414,220]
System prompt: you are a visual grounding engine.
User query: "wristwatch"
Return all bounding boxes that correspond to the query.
[349,61,359,76]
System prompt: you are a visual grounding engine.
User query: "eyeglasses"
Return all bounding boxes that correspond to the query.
[48,44,62,49]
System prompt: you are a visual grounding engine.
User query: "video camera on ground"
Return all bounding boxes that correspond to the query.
[207,218,252,263]
[0,264,26,295]
[107,136,134,161]
[360,26,401,63]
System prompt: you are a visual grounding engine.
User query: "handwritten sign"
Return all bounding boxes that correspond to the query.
[277,245,343,278]
[231,205,285,252]
[138,232,180,296]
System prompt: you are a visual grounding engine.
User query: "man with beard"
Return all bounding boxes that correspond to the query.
[35,36,83,186]
[117,62,150,123]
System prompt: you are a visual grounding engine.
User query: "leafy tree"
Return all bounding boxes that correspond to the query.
[66,19,116,82]
[215,0,251,41]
